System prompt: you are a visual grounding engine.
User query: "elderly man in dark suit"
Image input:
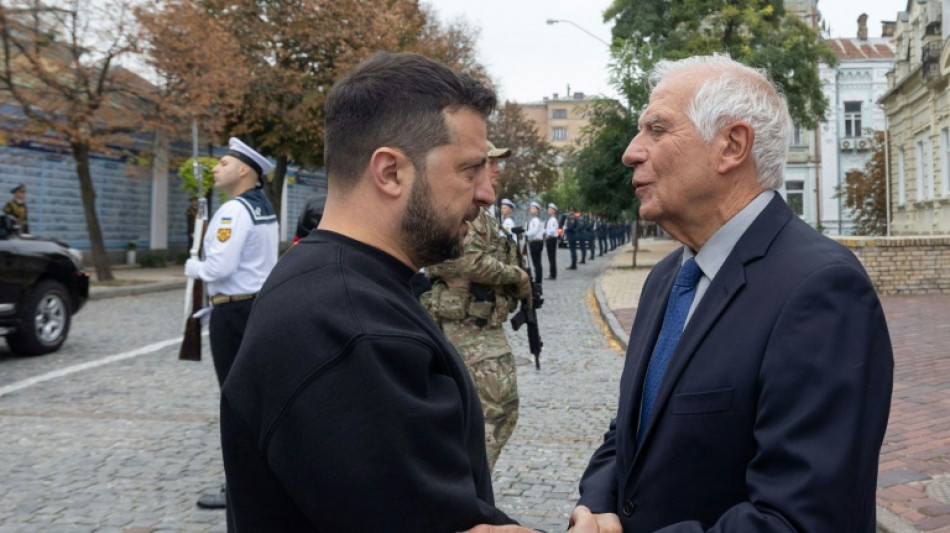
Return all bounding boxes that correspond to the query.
[569,54,893,533]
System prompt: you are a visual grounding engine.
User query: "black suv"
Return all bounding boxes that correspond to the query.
[0,214,89,356]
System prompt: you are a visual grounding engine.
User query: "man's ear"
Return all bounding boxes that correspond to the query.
[368,147,410,199]
[718,121,754,174]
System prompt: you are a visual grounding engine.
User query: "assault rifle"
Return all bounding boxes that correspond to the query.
[509,226,543,370]
[180,119,207,362]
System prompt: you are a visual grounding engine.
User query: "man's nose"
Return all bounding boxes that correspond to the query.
[621,133,646,169]
[474,170,495,207]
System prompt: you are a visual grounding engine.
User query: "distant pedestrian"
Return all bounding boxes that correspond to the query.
[565,207,579,270]
[3,183,28,233]
[184,137,279,511]
[525,201,544,284]
[544,203,559,280]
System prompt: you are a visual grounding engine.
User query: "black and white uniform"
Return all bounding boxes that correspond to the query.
[526,214,545,284]
[185,188,278,386]
[544,214,560,279]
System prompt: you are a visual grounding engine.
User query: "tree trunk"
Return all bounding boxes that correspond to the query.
[264,154,288,232]
[72,141,114,281]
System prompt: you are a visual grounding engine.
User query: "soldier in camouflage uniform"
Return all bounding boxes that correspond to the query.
[3,184,28,233]
[421,141,532,471]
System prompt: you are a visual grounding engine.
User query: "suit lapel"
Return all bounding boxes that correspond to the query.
[631,195,793,466]
[617,253,680,469]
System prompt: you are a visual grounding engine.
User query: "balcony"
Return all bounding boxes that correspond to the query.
[922,41,941,83]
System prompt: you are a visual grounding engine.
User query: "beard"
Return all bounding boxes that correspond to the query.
[401,171,475,267]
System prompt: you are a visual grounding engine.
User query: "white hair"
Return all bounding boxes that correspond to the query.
[648,54,792,190]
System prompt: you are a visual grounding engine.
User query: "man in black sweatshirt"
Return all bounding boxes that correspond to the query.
[221,52,539,533]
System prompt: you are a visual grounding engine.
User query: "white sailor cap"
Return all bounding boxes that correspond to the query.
[227,137,274,178]
[501,198,515,208]
[530,201,542,210]
[548,203,558,211]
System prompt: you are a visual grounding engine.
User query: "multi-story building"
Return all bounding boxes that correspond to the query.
[879,0,950,235]
[520,90,596,150]
[818,15,896,235]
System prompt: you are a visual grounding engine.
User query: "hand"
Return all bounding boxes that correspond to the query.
[568,506,622,533]
[516,269,532,300]
[184,258,201,279]
[461,525,540,533]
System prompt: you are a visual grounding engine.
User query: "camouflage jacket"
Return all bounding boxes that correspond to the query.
[3,200,27,231]
[423,208,523,328]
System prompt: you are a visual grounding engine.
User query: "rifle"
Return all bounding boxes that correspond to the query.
[180,119,208,361]
[508,226,544,370]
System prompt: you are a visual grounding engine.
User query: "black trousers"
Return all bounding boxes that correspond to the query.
[529,240,544,284]
[209,298,255,388]
[545,237,558,279]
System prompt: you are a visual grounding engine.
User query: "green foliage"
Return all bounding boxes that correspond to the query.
[177,157,222,201]
[605,0,835,129]
[488,102,560,201]
[138,253,169,268]
[569,98,640,220]
[835,131,888,236]
[543,165,582,212]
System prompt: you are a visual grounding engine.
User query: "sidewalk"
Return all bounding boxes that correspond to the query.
[595,238,950,533]
[87,263,188,300]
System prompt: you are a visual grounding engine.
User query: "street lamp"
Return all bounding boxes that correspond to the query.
[545,18,611,47]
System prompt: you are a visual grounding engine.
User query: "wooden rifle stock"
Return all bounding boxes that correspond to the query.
[179,209,207,361]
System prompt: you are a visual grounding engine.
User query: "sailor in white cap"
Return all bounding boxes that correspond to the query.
[500,198,516,239]
[184,137,279,510]
[525,201,545,285]
[544,203,560,279]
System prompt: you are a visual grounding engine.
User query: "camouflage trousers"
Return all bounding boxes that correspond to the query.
[440,319,519,471]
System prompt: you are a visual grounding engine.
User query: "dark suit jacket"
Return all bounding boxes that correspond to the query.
[578,196,893,532]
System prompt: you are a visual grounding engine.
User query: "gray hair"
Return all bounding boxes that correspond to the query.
[648,54,792,190]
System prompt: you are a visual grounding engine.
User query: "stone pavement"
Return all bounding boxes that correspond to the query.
[597,238,950,533]
[24,238,950,532]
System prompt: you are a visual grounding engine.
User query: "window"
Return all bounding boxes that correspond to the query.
[552,127,568,140]
[552,108,568,119]
[785,180,804,216]
[844,102,862,137]
[941,128,950,197]
[915,137,933,201]
[792,126,805,146]
[898,147,906,204]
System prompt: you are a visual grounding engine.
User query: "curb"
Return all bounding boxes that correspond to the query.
[88,280,186,301]
[594,277,629,352]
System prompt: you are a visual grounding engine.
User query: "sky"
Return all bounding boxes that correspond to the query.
[424,0,907,104]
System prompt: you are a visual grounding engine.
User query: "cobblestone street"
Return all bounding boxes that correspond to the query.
[0,246,624,532]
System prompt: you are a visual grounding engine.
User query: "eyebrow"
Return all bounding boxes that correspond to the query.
[639,114,669,130]
[461,156,488,170]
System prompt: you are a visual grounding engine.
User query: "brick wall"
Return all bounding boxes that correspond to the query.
[833,236,950,295]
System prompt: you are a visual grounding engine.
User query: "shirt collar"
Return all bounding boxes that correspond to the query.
[681,190,775,279]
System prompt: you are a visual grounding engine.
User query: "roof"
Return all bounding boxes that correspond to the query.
[825,38,896,61]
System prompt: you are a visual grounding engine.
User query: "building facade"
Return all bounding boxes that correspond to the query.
[880,0,950,235]
[520,91,596,150]
[818,17,896,235]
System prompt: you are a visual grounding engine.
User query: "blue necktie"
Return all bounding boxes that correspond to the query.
[637,258,703,447]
